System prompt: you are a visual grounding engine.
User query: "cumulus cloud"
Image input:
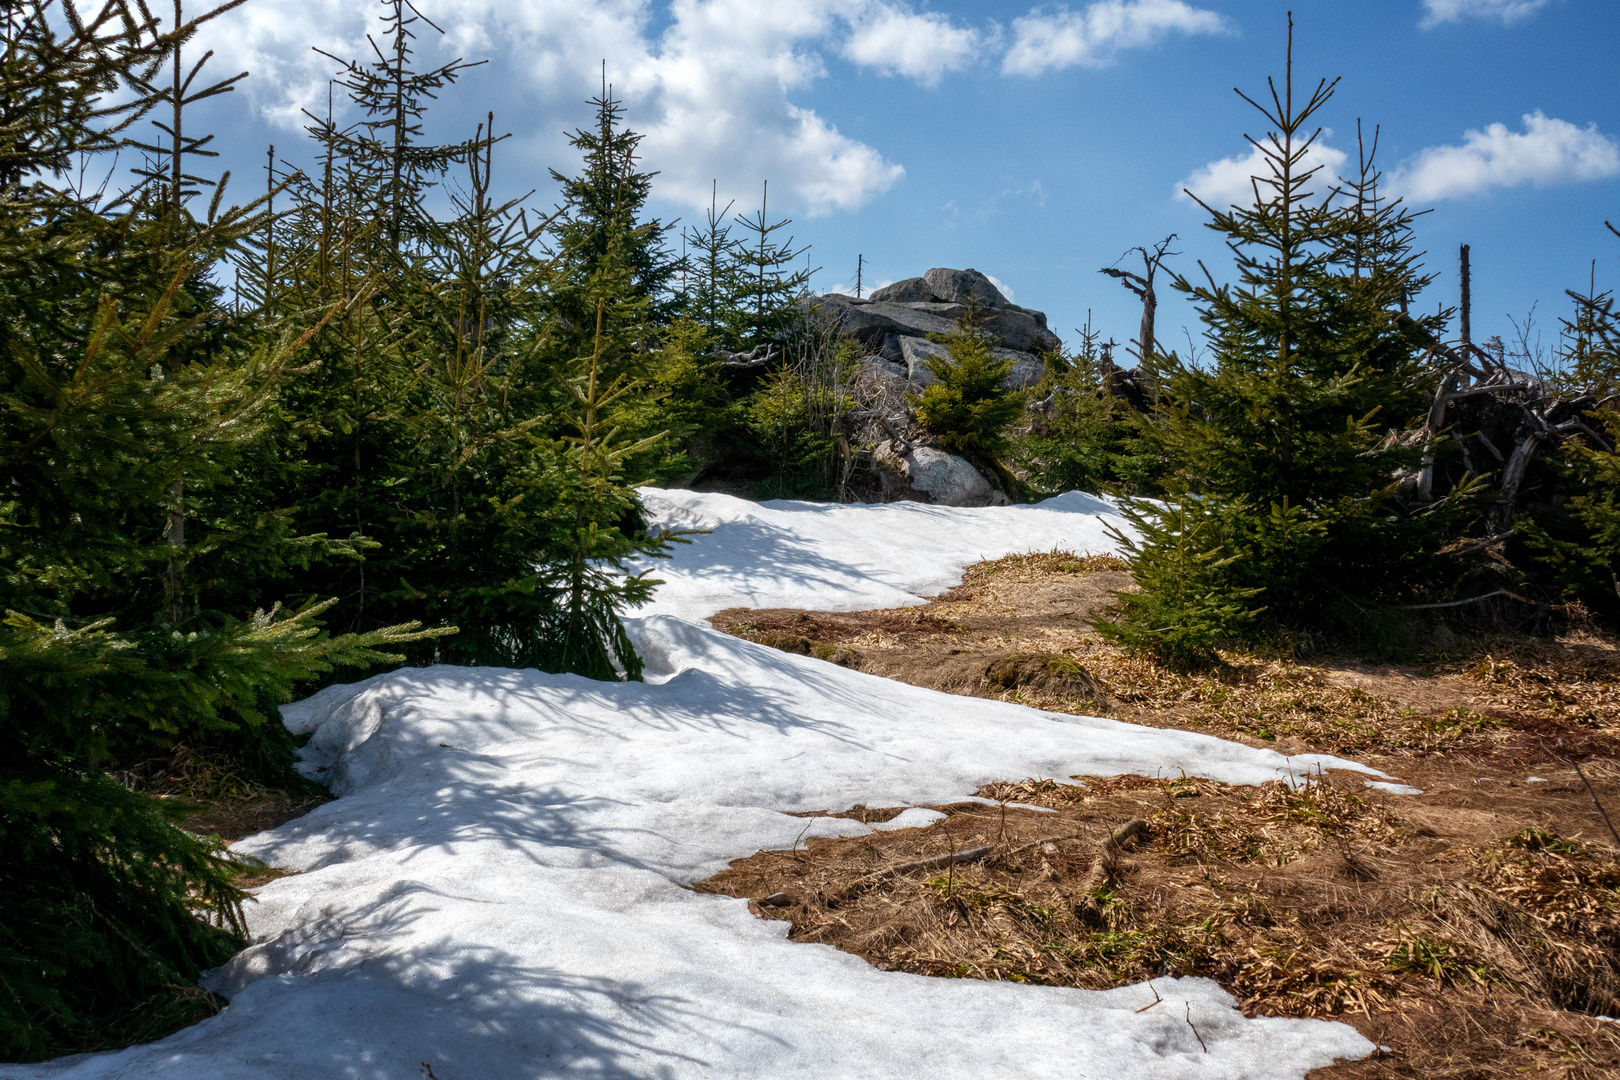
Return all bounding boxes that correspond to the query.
[193,0,990,216]
[1391,112,1620,201]
[1176,138,1350,209]
[1002,0,1229,77]
[1419,0,1552,29]
[1176,112,1620,212]
[841,4,982,86]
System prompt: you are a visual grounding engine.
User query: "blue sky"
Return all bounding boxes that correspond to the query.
[182,0,1620,362]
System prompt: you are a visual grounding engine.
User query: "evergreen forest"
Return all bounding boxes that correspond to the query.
[1,0,1616,1062]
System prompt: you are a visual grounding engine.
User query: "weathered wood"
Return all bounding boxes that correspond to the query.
[1489,431,1541,535]
[1404,588,1533,610]
[823,844,994,906]
[1074,819,1150,925]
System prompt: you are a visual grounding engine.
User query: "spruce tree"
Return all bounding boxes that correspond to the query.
[1017,327,1166,497]
[316,0,485,249]
[0,1,436,1057]
[682,182,744,346]
[731,180,810,350]
[912,302,1023,474]
[1523,229,1620,619]
[1105,21,1453,657]
[547,82,677,352]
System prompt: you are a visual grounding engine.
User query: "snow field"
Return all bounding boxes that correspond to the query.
[636,487,1134,619]
[7,490,1390,1078]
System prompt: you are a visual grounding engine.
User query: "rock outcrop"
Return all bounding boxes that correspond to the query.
[811,267,1060,392]
[873,441,1009,507]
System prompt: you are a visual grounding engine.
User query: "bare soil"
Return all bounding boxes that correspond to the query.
[121,745,330,846]
[700,551,1620,1079]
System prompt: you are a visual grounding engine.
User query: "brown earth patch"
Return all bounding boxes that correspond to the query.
[120,744,330,844]
[697,766,1620,1079]
[701,549,1620,1078]
[708,553,1620,773]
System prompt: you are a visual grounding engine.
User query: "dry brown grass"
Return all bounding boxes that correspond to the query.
[702,550,1620,1078]
[697,770,1620,1078]
[709,552,1620,769]
[120,744,329,844]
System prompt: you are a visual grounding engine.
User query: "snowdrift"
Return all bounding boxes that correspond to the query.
[635,487,1134,619]
[9,490,1387,1079]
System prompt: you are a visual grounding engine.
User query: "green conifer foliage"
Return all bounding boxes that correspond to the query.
[316,0,485,248]
[0,1,440,1056]
[547,84,677,341]
[681,184,745,346]
[1113,23,1452,653]
[1524,238,1620,618]
[530,270,679,679]
[1089,493,1263,667]
[730,181,811,350]
[1016,327,1166,497]
[912,302,1023,472]
[1523,412,1620,618]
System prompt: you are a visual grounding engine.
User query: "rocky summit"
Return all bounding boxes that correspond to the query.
[810,267,1061,392]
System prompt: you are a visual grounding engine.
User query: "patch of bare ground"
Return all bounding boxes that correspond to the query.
[701,550,1620,1078]
[120,744,330,846]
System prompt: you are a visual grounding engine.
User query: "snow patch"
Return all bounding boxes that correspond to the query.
[7,491,1393,1078]
[637,486,1132,621]
[1365,781,1424,796]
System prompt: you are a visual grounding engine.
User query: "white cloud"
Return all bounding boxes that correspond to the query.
[1176,138,1350,209]
[985,272,1015,303]
[1002,0,1230,77]
[193,0,987,217]
[1391,112,1620,201]
[842,4,982,87]
[1419,0,1552,29]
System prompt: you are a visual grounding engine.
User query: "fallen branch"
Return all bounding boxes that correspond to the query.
[1075,819,1150,925]
[999,832,1089,861]
[1445,530,1517,558]
[824,845,993,906]
[1185,1002,1209,1053]
[1561,738,1620,851]
[719,344,779,368]
[1403,589,1534,610]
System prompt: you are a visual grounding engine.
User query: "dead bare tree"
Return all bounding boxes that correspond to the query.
[1405,242,1616,540]
[1100,235,1178,368]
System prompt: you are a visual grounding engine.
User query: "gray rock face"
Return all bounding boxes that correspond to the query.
[980,307,1060,355]
[1009,304,1050,330]
[924,267,1009,308]
[810,267,1061,371]
[859,355,909,385]
[1005,355,1048,389]
[812,295,956,347]
[907,301,969,320]
[899,337,1047,390]
[868,277,935,304]
[873,442,1001,507]
[898,336,946,385]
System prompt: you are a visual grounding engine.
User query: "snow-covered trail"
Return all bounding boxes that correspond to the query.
[635,487,1134,619]
[9,490,1386,1079]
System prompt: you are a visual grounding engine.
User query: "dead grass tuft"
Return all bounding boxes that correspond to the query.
[120,744,329,843]
[703,548,1620,1078]
[699,770,1620,1076]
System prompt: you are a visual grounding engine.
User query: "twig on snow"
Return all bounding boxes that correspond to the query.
[1135,981,1163,1013]
[1185,1002,1208,1053]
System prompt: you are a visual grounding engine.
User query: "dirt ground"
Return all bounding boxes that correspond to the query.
[702,552,1620,1079]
